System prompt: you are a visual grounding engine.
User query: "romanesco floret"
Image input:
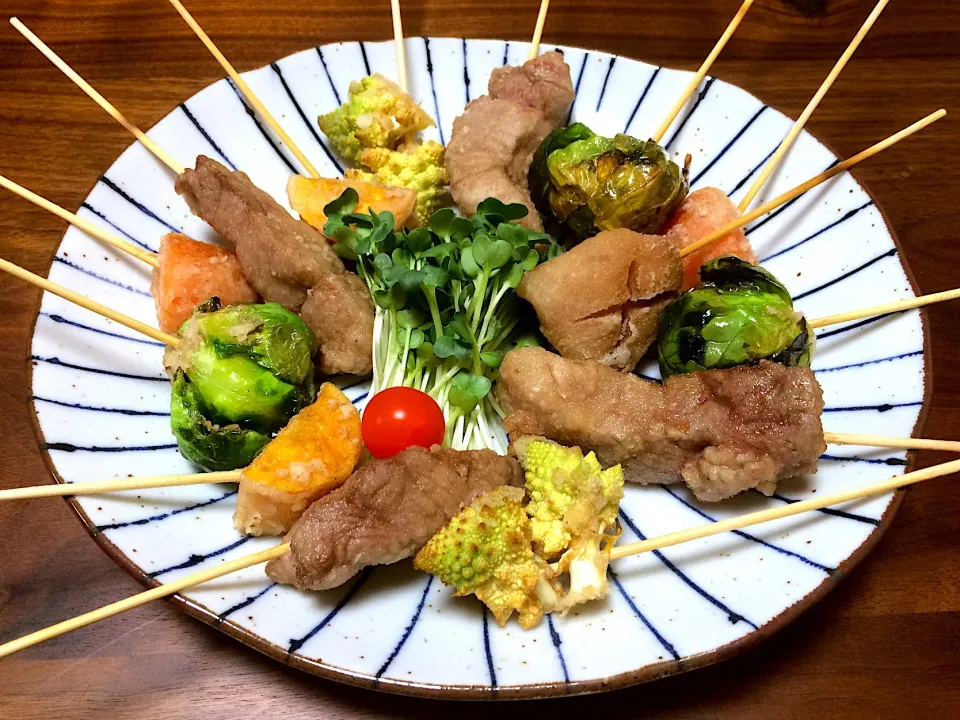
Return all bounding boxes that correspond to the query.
[318,74,435,163]
[513,437,624,559]
[346,140,448,226]
[413,486,556,629]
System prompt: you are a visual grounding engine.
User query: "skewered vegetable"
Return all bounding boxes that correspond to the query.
[234,383,363,536]
[664,186,758,291]
[287,175,416,232]
[165,299,318,470]
[151,233,257,333]
[657,257,813,379]
[415,486,554,629]
[325,191,559,452]
[529,122,689,240]
[514,437,623,611]
[346,139,448,226]
[318,74,435,163]
[415,437,623,627]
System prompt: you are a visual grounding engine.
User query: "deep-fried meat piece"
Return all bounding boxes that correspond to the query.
[175,156,374,375]
[516,229,682,371]
[300,273,375,378]
[498,348,825,502]
[446,52,574,230]
[265,446,524,591]
[447,98,553,230]
[487,52,576,126]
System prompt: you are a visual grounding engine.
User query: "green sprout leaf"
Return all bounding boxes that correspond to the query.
[448,372,492,413]
[434,335,472,361]
[476,197,529,223]
[480,351,504,369]
[322,187,359,217]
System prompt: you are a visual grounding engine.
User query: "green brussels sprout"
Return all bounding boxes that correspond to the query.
[170,372,272,471]
[657,257,814,378]
[529,122,689,239]
[165,299,318,470]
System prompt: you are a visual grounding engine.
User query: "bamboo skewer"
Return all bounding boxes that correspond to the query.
[2,431,957,502]
[167,0,321,178]
[7,455,960,657]
[0,257,177,346]
[736,0,890,212]
[0,543,290,659]
[679,109,946,259]
[0,470,241,501]
[10,18,185,176]
[0,174,159,268]
[651,0,755,144]
[528,0,552,60]
[823,433,960,453]
[808,287,960,329]
[610,457,960,560]
[390,0,408,92]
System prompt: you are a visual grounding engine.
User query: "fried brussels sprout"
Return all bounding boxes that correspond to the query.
[529,123,689,239]
[165,299,318,470]
[657,257,813,378]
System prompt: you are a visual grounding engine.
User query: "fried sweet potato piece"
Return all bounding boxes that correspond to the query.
[233,383,363,536]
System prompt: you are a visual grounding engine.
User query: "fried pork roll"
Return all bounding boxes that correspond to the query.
[266,446,523,591]
[498,347,825,502]
[516,229,683,371]
[175,156,375,375]
[446,52,575,230]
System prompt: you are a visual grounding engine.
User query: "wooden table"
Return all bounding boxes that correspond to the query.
[1,0,958,715]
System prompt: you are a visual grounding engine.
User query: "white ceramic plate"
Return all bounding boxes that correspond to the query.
[28,38,928,699]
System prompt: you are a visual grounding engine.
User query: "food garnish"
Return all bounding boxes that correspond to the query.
[324,190,561,451]
[361,386,446,459]
[657,256,813,378]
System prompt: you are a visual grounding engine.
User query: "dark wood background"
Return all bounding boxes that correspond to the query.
[1,0,958,716]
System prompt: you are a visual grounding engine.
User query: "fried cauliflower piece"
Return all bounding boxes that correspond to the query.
[346,140,448,226]
[318,74,435,163]
[414,486,558,629]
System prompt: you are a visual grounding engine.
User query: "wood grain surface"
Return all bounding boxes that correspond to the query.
[1,0,958,716]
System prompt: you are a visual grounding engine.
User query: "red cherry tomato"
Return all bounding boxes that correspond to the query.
[361,387,446,459]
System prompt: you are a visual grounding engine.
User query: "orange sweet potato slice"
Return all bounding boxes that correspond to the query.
[151,233,258,333]
[233,383,363,537]
[287,175,417,233]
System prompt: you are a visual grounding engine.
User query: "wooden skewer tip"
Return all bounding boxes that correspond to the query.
[167,0,320,178]
[651,0,755,143]
[528,0,552,60]
[0,173,158,267]
[10,17,185,175]
[737,0,891,211]
[610,457,960,560]
[0,542,290,658]
[679,109,946,259]
[0,257,175,345]
[0,470,242,501]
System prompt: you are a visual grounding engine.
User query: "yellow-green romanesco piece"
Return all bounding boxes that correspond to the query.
[318,73,434,163]
[514,436,624,559]
[346,140,448,226]
[414,486,553,629]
